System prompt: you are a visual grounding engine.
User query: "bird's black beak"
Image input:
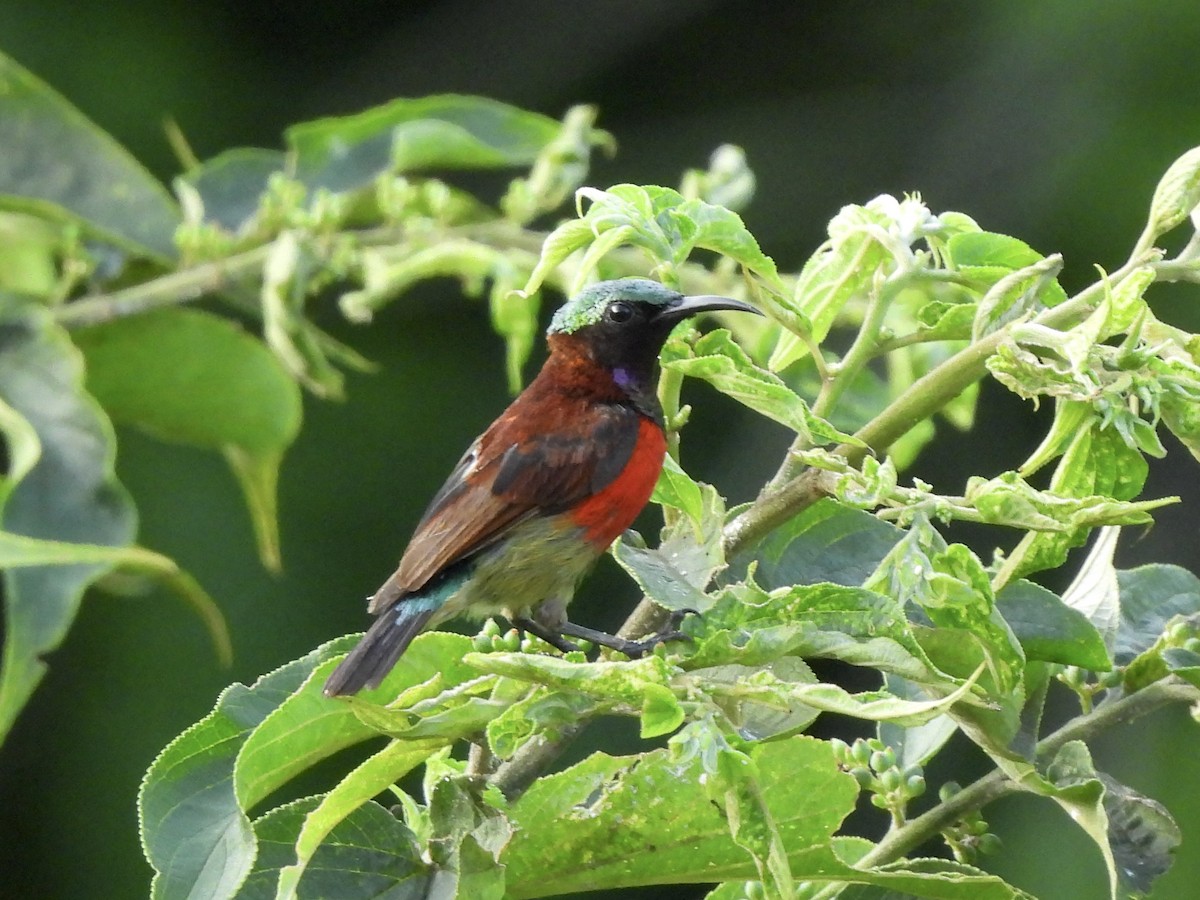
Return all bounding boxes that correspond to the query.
[655,294,763,325]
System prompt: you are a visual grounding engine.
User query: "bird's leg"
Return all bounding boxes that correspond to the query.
[514,601,695,658]
[558,607,696,657]
[511,614,581,653]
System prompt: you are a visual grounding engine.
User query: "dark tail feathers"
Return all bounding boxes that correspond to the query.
[323,603,436,696]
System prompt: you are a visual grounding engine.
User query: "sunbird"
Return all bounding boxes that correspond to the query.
[323,278,761,696]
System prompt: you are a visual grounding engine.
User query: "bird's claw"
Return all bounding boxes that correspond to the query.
[605,607,699,658]
[515,608,700,658]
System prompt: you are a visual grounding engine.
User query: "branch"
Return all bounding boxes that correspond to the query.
[55,244,275,328]
[852,677,1200,871]
[51,221,546,330]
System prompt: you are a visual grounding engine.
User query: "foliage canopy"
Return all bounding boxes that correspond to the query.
[3,49,1200,899]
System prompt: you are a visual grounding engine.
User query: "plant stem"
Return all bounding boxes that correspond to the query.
[852,678,1199,871]
[55,245,275,328]
[724,253,1152,556]
[491,724,586,797]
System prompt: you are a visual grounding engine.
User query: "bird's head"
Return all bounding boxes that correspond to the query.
[547,278,760,393]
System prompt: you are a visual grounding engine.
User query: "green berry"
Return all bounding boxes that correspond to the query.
[879,768,904,793]
[851,767,874,789]
[869,748,896,773]
[851,740,873,767]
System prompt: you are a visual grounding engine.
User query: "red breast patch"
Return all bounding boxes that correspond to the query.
[569,418,667,547]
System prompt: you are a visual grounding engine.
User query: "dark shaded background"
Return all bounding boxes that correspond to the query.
[2,2,1200,897]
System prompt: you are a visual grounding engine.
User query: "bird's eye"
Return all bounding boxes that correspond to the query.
[606,301,634,323]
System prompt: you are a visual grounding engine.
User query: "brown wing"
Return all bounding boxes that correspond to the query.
[367,398,640,614]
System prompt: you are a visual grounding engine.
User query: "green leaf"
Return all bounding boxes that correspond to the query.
[288,95,566,193]
[236,633,478,809]
[1101,775,1181,897]
[502,735,1029,898]
[676,197,780,283]
[1115,565,1200,664]
[1041,741,1120,899]
[503,736,854,896]
[740,497,902,590]
[261,229,347,399]
[342,239,515,325]
[0,530,165,568]
[489,276,540,393]
[1007,424,1153,581]
[237,797,430,900]
[705,661,982,729]
[968,470,1167,535]
[769,200,894,371]
[0,531,229,666]
[995,579,1110,670]
[0,50,179,260]
[521,182,781,299]
[680,144,756,212]
[275,738,446,900]
[464,652,684,738]
[1058,526,1122,650]
[0,212,58,296]
[702,658,821,740]
[877,675,959,769]
[139,639,352,900]
[486,688,597,760]
[74,307,302,570]
[0,298,136,742]
[422,772,512,900]
[665,329,861,442]
[1116,565,1200,691]
[652,453,706,515]
[612,532,715,612]
[832,858,1035,899]
[947,232,1046,270]
[614,467,725,613]
[502,104,613,225]
[913,298,976,343]
[970,255,1065,341]
[1144,144,1200,240]
[181,148,287,233]
[709,740,796,897]
[686,581,952,688]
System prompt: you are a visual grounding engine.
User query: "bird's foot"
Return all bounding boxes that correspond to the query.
[511,616,581,654]
[555,607,698,658]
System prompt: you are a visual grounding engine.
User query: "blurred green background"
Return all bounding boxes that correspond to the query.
[2,2,1200,898]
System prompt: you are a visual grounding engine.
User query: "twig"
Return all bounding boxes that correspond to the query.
[852,678,1200,871]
